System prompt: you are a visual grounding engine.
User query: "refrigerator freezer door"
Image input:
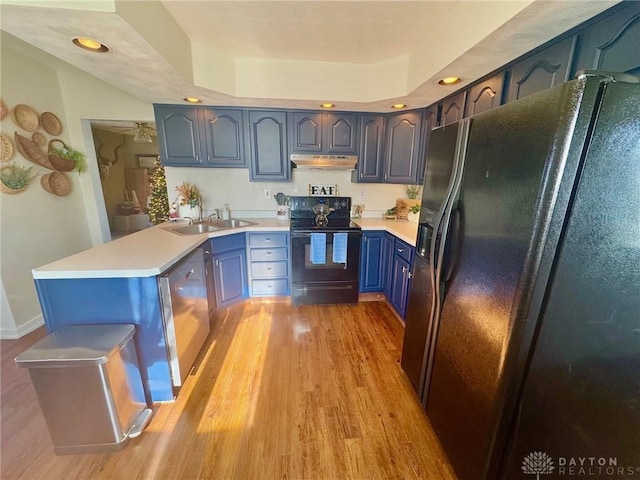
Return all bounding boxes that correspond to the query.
[425,80,592,480]
[402,123,461,397]
[499,81,640,477]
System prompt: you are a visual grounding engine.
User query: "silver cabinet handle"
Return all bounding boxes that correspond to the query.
[398,248,405,253]
[408,271,413,279]
[186,269,194,280]
[215,259,219,266]
[266,251,272,256]
[402,266,407,273]
[267,267,272,270]
[265,238,272,242]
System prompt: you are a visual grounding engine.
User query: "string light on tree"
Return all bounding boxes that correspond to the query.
[148,156,170,224]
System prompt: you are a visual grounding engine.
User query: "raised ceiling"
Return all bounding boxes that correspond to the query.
[0,0,620,112]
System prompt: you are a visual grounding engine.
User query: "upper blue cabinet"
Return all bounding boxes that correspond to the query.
[383,111,423,184]
[439,91,467,127]
[353,114,385,183]
[570,2,640,77]
[154,105,246,168]
[290,111,359,155]
[464,73,505,118]
[247,110,290,182]
[506,36,576,102]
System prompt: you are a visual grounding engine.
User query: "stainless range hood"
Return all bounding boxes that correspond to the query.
[290,154,357,170]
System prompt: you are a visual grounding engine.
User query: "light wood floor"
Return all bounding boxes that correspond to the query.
[1,300,455,479]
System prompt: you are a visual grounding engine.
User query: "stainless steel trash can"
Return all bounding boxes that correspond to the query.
[15,324,152,455]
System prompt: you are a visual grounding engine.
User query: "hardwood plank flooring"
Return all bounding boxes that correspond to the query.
[1,300,455,479]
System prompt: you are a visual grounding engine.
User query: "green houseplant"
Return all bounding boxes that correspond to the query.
[50,144,87,173]
[404,184,421,199]
[0,163,38,194]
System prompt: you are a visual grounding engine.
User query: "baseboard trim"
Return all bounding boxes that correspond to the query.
[0,314,44,340]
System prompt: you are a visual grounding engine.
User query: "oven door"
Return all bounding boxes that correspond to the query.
[291,230,362,283]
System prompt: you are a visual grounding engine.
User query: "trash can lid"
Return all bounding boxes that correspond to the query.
[15,324,136,367]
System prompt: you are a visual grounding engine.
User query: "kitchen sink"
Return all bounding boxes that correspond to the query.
[165,218,257,235]
[211,219,257,228]
[169,223,225,235]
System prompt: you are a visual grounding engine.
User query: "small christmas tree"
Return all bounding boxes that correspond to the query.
[148,156,170,225]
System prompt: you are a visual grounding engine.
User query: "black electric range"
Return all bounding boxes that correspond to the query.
[289,196,362,305]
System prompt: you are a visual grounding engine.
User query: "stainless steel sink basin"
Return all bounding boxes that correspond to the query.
[165,218,256,235]
[169,223,225,235]
[211,219,257,228]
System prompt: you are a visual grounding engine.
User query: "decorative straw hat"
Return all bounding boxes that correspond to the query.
[41,171,72,196]
[11,104,40,132]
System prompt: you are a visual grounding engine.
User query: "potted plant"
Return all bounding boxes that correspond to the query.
[407,204,420,223]
[404,184,421,199]
[49,140,87,173]
[175,182,202,220]
[0,163,38,194]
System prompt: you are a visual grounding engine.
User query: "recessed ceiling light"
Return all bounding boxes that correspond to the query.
[438,77,462,86]
[184,97,202,104]
[320,103,335,108]
[391,103,407,109]
[72,37,110,53]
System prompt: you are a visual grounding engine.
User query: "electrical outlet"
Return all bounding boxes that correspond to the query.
[264,189,271,199]
[360,190,366,198]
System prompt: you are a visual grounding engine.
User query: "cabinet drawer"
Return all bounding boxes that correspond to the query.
[248,232,288,247]
[251,279,289,296]
[250,247,288,262]
[250,261,289,278]
[211,233,245,253]
[394,238,414,263]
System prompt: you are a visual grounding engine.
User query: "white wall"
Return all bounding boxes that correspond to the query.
[164,167,407,219]
[0,44,93,338]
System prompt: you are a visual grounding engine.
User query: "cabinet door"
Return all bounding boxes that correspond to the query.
[464,73,505,118]
[417,107,438,186]
[359,231,385,292]
[213,248,248,308]
[571,3,640,77]
[389,255,410,318]
[201,108,246,167]
[154,105,202,166]
[325,113,358,154]
[507,36,576,102]
[382,232,395,298]
[384,111,423,184]
[439,91,467,127]
[355,115,385,183]
[248,110,290,181]
[290,111,323,153]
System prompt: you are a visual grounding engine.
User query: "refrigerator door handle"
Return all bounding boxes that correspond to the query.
[443,208,463,283]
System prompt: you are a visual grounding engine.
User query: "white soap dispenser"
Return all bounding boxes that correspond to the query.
[221,203,230,220]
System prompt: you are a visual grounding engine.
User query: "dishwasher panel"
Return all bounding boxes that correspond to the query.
[159,246,210,388]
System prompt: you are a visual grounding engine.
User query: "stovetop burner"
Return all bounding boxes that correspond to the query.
[289,196,361,231]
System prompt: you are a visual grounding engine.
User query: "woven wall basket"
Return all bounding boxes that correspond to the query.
[40,112,62,136]
[47,139,75,172]
[14,132,55,170]
[1,134,14,163]
[11,104,40,132]
[41,171,72,196]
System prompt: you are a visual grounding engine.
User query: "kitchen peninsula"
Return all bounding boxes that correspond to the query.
[32,217,417,402]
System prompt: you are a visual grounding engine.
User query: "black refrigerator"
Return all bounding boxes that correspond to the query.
[401,72,640,480]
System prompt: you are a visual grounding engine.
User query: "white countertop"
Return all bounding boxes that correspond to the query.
[32,217,417,280]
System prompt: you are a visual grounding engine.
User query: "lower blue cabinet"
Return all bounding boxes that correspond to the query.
[211,233,248,308]
[389,238,415,319]
[247,232,290,297]
[359,231,385,292]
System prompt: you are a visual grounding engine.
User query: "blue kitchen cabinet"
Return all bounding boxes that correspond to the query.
[155,105,202,166]
[247,232,290,297]
[353,114,385,183]
[290,111,359,155]
[154,105,246,167]
[359,231,386,292]
[464,72,505,118]
[211,233,248,307]
[388,237,415,319]
[34,276,175,402]
[383,110,423,184]
[417,107,438,186]
[382,232,395,298]
[247,110,290,181]
[570,2,640,77]
[439,91,467,127]
[506,36,576,102]
[200,108,246,167]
